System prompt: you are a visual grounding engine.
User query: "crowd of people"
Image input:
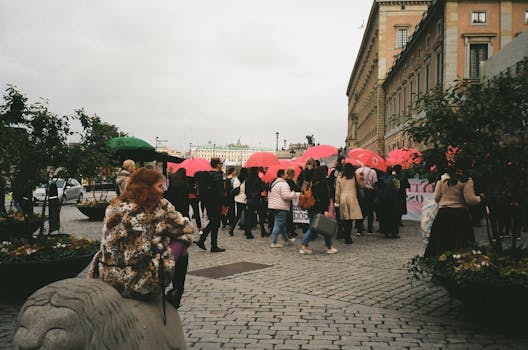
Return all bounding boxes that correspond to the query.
[160,156,412,256]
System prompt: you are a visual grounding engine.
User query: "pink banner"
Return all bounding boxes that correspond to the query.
[402,178,435,221]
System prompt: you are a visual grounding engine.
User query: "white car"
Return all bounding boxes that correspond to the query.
[33,178,83,204]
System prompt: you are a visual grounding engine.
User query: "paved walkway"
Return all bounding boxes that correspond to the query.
[1,205,528,349]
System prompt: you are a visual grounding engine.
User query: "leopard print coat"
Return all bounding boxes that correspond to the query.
[88,198,195,299]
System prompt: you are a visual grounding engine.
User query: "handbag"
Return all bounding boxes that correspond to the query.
[312,213,338,237]
[298,183,316,210]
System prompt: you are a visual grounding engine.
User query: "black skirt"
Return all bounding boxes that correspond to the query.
[424,207,475,257]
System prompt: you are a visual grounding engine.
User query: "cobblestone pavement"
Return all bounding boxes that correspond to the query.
[1,205,528,349]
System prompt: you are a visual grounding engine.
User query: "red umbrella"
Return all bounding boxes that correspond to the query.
[386,148,422,169]
[302,144,338,160]
[263,160,301,183]
[169,158,211,177]
[244,152,280,168]
[344,158,363,167]
[347,148,386,172]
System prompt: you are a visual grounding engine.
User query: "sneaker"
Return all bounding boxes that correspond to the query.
[287,238,296,243]
[326,247,338,254]
[356,232,362,236]
[299,245,312,255]
[270,243,283,248]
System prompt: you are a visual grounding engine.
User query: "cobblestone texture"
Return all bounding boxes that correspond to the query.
[1,204,528,349]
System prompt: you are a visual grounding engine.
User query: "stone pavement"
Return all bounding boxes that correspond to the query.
[1,205,528,349]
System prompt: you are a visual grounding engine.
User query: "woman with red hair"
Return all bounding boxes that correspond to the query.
[88,167,195,305]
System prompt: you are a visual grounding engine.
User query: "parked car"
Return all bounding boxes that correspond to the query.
[33,178,83,204]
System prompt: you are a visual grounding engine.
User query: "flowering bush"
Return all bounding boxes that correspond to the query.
[0,211,41,223]
[409,247,528,288]
[0,235,99,264]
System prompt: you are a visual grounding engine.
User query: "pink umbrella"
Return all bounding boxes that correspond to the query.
[244,152,280,168]
[170,158,211,177]
[386,148,422,169]
[344,158,364,167]
[347,148,387,172]
[302,144,338,160]
[263,161,301,183]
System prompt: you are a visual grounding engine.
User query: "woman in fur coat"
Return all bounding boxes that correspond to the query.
[88,168,195,301]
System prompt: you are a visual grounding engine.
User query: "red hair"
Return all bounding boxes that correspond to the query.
[120,168,163,211]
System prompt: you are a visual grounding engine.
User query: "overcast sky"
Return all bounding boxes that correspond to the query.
[0,1,372,151]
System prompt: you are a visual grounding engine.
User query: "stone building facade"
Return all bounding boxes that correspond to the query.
[347,0,528,156]
[346,0,431,155]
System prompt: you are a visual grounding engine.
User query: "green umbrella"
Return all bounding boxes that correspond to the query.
[108,137,155,151]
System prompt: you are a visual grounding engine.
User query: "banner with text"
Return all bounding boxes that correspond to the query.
[402,178,435,222]
[292,193,309,224]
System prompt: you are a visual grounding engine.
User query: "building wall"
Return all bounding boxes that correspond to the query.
[346,0,430,156]
[381,0,528,156]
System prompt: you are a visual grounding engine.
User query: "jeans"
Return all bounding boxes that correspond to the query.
[271,209,290,243]
[301,213,332,248]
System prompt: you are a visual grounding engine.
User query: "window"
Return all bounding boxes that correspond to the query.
[398,90,402,115]
[525,11,528,24]
[403,84,407,113]
[409,78,414,108]
[435,50,443,86]
[436,20,443,37]
[469,43,489,79]
[416,70,421,99]
[425,62,430,91]
[396,27,409,48]
[471,11,487,24]
[425,34,430,49]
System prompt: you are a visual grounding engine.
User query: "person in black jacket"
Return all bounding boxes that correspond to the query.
[194,158,226,252]
[299,166,338,255]
[244,167,267,239]
[165,168,190,218]
[286,167,300,237]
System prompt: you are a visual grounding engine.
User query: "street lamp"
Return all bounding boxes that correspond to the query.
[275,131,279,151]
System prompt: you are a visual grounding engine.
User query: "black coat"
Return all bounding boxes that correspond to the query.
[309,180,330,215]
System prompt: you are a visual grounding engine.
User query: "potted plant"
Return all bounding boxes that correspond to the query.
[0,87,123,296]
[0,212,42,240]
[0,235,99,296]
[65,110,120,221]
[404,65,528,331]
[409,247,528,332]
[76,200,110,221]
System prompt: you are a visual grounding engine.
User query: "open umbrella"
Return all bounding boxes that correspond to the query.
[244,152,279,168]
[302,144,338,160]
[348,148,386,172]
[344,158,364,167]
[109,137,155,151]
[263,160,301,183]
[168,158,211,177]
[386,148,422,169]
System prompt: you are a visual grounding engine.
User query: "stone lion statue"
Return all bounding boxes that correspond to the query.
[13,278,186,350]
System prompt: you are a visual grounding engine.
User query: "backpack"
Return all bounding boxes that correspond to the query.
[231,186,241,197]
[195,171,213,201]
[224,177,234,197]
[298,183,316,210]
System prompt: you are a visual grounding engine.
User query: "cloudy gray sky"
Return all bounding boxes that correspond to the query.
[0,0,371,151]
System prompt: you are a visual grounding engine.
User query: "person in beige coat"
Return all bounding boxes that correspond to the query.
[335,163,363,244]
[116,159,136,194]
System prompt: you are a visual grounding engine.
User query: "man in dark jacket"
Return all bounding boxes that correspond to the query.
[195,158,226,252]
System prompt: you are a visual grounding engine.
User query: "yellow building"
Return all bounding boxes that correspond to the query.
[346,0,431,156]
[347,0,528,156]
